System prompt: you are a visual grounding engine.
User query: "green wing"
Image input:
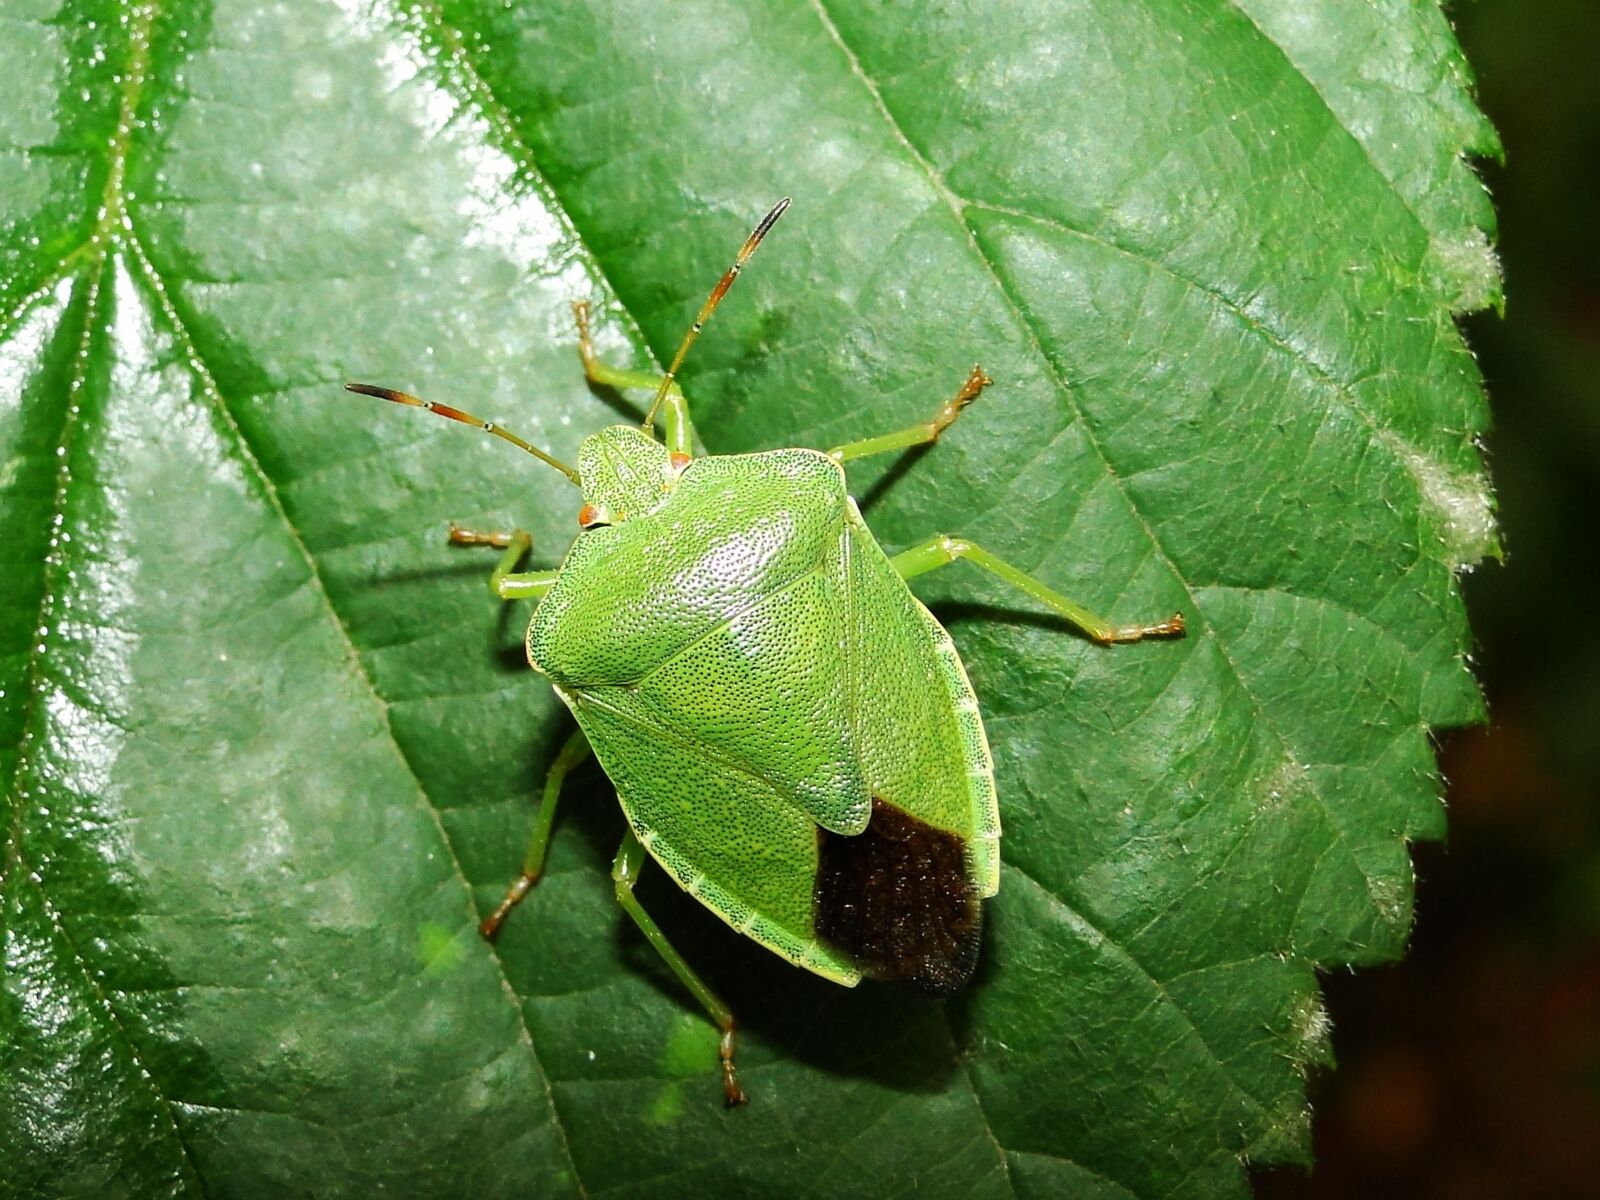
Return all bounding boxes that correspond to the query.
[841,504,1000,897]
[624,559,870,831]
[557,682,862,985]
[554,501,999,983]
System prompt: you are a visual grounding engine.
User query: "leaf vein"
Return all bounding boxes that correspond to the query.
[1218,0,1435,248]
[3,250,209,1196]
[964,197,1459,485]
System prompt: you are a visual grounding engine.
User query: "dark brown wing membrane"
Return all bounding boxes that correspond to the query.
[812,797,981,995]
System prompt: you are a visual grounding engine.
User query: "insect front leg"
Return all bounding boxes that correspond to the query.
[826,365,991,464]
[447,524,559,601]
[572,301,696,460]
[611,831,747,1107]
[447,523,522,549]
[890,535,1185,645]
[480,728,592,939]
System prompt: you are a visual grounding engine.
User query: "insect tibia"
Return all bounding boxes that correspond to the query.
[930,365,993,436]
[1096,612,1186,644]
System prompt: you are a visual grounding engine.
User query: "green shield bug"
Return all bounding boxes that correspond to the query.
[347,199,1184,1106]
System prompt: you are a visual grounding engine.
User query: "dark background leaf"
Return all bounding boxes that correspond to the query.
[2,2,1498,1197]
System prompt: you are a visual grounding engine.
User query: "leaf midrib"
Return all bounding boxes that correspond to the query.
[1,2,596,1190]
[1,3,210,1188]
[3,263,210,1200]
[114,227,590,1195]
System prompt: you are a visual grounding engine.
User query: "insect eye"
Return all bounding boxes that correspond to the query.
[577,503,613,529]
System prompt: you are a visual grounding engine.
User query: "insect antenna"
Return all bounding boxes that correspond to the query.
[344,383,582,486]
[642,196,790,432]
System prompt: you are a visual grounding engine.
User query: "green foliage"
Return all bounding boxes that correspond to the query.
[1,1,1496,1196]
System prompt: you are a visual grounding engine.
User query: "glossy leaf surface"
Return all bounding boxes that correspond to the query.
[1,1,1497,1196]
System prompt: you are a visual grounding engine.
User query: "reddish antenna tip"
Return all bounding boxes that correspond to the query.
[642,197,793,431]
[342,380,581,485]
[754,196,791,238]
[345,382,426,409]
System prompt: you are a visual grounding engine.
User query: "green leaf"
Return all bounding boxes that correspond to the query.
[1,1,1496,1196]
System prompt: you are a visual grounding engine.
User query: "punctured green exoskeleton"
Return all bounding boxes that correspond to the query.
[347,198,1184,1107]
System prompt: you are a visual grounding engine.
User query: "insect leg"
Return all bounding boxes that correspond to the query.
[447,523,521,548]
[890,535,1186,645]
[573,301,696,459]
[491,571,559,601]
[611,831,747,1107]
[445,526,559,600]
[487,533,560,602]
[826,365,991,464]
[479,728,592,940]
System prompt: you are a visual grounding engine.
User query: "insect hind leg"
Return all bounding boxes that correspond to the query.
[612,830,747,1106]
[890,535,1185,645]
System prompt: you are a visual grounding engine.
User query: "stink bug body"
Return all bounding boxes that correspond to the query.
[348,199,1183,1106]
